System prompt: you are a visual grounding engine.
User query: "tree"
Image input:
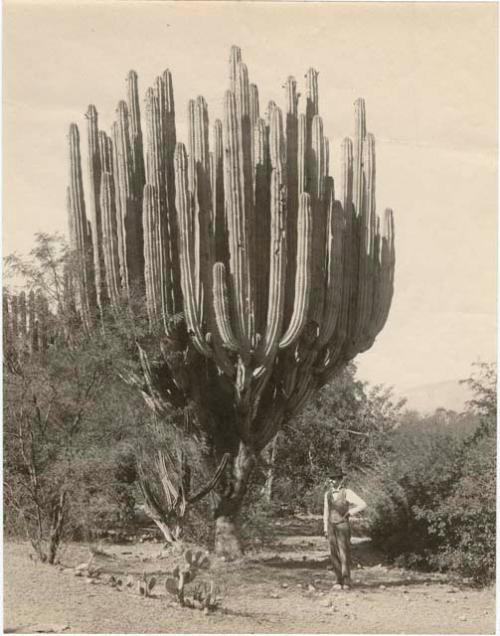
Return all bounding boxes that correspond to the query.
[460,361,496,437]
[3,235,149,559]
[261,364,405,510]
[51,46,396,557]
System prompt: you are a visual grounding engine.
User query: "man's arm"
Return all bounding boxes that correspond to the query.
[345,488,367,517]
[323,491,329,535]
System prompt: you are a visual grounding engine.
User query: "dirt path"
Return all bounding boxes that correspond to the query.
[4,518,496,634]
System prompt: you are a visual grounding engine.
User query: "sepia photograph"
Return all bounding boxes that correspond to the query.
[2,1,497,633]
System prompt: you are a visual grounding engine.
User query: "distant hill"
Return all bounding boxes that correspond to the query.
[401,379,473,414]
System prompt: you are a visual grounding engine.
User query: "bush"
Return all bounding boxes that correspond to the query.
[423,433,495,585]
[262,364,404,513]
[362,379,495,585]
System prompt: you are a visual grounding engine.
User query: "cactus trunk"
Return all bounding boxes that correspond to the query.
[213,441,255,558]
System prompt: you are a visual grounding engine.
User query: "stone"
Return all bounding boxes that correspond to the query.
[75,562,88,572]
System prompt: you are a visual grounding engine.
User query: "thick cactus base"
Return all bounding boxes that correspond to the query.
[214,515,244,560]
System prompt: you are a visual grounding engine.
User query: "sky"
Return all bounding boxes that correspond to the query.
[3,1,498,397]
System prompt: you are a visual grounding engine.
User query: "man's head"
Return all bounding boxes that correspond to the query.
[327,470,347,488]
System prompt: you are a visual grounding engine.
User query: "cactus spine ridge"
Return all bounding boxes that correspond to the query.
[279,192,312,349]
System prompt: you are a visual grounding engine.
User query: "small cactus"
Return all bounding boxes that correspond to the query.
[165,577,178,597]
[164,548,212,608]
[193,580,221,612]
[137,572,156,597]
[147,576,157,595]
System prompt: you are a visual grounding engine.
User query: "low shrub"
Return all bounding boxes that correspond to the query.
[362,408,495,585]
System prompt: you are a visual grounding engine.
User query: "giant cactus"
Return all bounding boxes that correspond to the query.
[61,46,395,556]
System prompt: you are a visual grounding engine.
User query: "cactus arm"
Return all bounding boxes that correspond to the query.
[306,115,328,332]
[174,143,211,356]
[190,98,235,375]
[211,119,228,266]
[255,107,287,370]
[193,96,213,324]
[98,132,114,177]
[229,45,242,94]
[351,126,375,352]
[358,133,376,343]
[189,99,234,375]
[68,124,96,329]
[186,453,231,504]
[112,114,130,296]
[372,209,395,335]
[223,90,254,352]
[249,83,260,128]
[284,76,299,327]
[331,137,354,356]
[298,114,306,195]
[144,79,182,328]
[143,184,162,326]
[254,117,271,336]
[126,70,146,201]
[317,181,344,348]
[99,172,121,307]
[162,70,183,316]
[306,68,319,118]
[279,192,312,349]
[325,137,330,177]
[249,83,260,174]
[187,99,201,311]
[113,100,144,297]
[212,262,239,351]
[346,98,367,349]
[352,98,366,217]
[236,63,256,346]
[311,115,326,200]
[86,105,107,310]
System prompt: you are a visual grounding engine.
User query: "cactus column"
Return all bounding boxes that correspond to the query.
[65,46,395,557]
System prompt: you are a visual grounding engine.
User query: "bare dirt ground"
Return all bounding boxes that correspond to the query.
[4,516,496,634]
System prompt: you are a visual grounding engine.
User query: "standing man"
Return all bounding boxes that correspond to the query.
[323,470,367,590]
